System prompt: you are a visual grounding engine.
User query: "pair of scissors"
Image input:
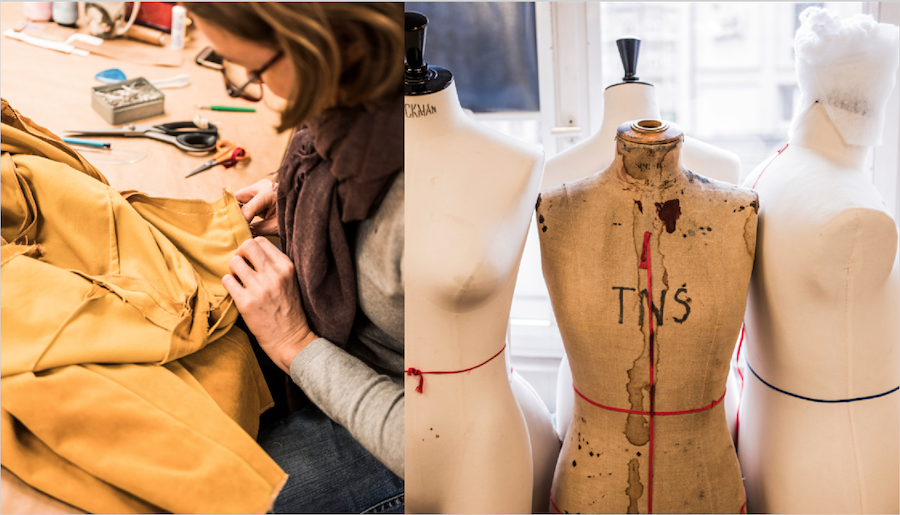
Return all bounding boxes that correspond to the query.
[65,121,218,153]
[185,140,250,178]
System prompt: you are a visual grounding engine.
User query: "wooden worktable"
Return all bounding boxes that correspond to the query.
[0,1,291,202]
[0,3,291,513]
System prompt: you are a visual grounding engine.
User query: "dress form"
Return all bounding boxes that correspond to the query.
[737,102,899,513]
[510,368,562,514]
[539,120,757,513]
[542,38,741,190]
[544,82,741,190]
[546,40,743,442]
[505,322,563,514]
[404,13,542,513]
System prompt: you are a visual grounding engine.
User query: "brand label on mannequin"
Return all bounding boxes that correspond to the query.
[404,103,436,118]
[612,285,691,326]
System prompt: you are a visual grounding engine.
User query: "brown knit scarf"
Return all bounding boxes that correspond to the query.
[276,98,402,348]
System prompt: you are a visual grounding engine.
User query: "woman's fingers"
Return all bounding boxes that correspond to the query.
[234,178,272,203]
[235,179,278,223]
[222,273,243,297]
[237,238,296,294]
[252,235,281,259]
[236,238,270,272]
[254,236,296,276]
[240,190,274,222]
[228,254,256,289]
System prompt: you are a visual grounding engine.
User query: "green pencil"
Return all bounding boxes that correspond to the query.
[197,105,257,112]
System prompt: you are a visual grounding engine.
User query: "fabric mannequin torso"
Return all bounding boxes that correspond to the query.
[542,82,741,189]
[539,122,756,513]
[405,82,543,513]
[544,82,743,442]
[738,103,900,513]
[510,367,562,513]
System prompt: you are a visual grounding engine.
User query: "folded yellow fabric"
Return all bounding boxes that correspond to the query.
[0,98,287,513]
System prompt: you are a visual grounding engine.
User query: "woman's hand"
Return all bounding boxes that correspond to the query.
[223,236,318,374]
[235,179,279,236]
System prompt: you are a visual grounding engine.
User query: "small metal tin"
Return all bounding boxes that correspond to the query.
[91,78,165,125]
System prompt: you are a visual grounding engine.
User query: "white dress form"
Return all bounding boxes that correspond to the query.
[545,82,743,442]
[539,120,756,514]
[510,368,562,514]
[737,102,900,514]
[405,81,544,513]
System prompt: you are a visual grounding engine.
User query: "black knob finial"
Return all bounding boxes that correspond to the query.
[405,12,428,80]
[404,11,453,95]
[616,37,641,82]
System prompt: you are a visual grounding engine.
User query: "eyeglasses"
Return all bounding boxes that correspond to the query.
[221,51,283,102]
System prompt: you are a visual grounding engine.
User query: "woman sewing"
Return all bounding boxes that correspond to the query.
[186,4,404,513]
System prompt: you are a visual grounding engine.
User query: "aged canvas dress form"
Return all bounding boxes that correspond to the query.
[404,12,541,514]
[539,120,757,513]
[539,37,744,445]
[0,99,286,514]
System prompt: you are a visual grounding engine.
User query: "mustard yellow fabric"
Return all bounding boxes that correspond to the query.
[0,99,287,513]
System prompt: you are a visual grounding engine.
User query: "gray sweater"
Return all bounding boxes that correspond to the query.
[288,172,404,478]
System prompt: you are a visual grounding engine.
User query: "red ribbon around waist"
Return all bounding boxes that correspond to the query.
[573,384,727,416]
[405,344,506,394]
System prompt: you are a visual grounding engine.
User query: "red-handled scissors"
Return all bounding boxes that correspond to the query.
[185,140,250,178]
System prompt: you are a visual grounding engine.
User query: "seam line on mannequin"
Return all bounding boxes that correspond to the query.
[846,209,858,401]
[446,426,467,512]
[448,309,466,512]
[848,401,867,513]
[847,208,866,513]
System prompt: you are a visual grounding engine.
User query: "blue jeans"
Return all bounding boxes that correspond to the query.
[258,403,404,514]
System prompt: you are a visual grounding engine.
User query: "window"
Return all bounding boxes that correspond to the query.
[405,2,544,147]
[779,85,798,122]
[405,2,541,114]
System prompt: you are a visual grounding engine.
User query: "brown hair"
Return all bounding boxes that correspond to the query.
[185,2,402,132]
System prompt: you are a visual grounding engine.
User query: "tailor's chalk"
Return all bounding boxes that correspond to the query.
[197,105,257,113]
[63,137,111,148]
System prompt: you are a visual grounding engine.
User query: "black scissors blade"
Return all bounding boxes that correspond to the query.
[157,121,218,135]
[185,159,218,178]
